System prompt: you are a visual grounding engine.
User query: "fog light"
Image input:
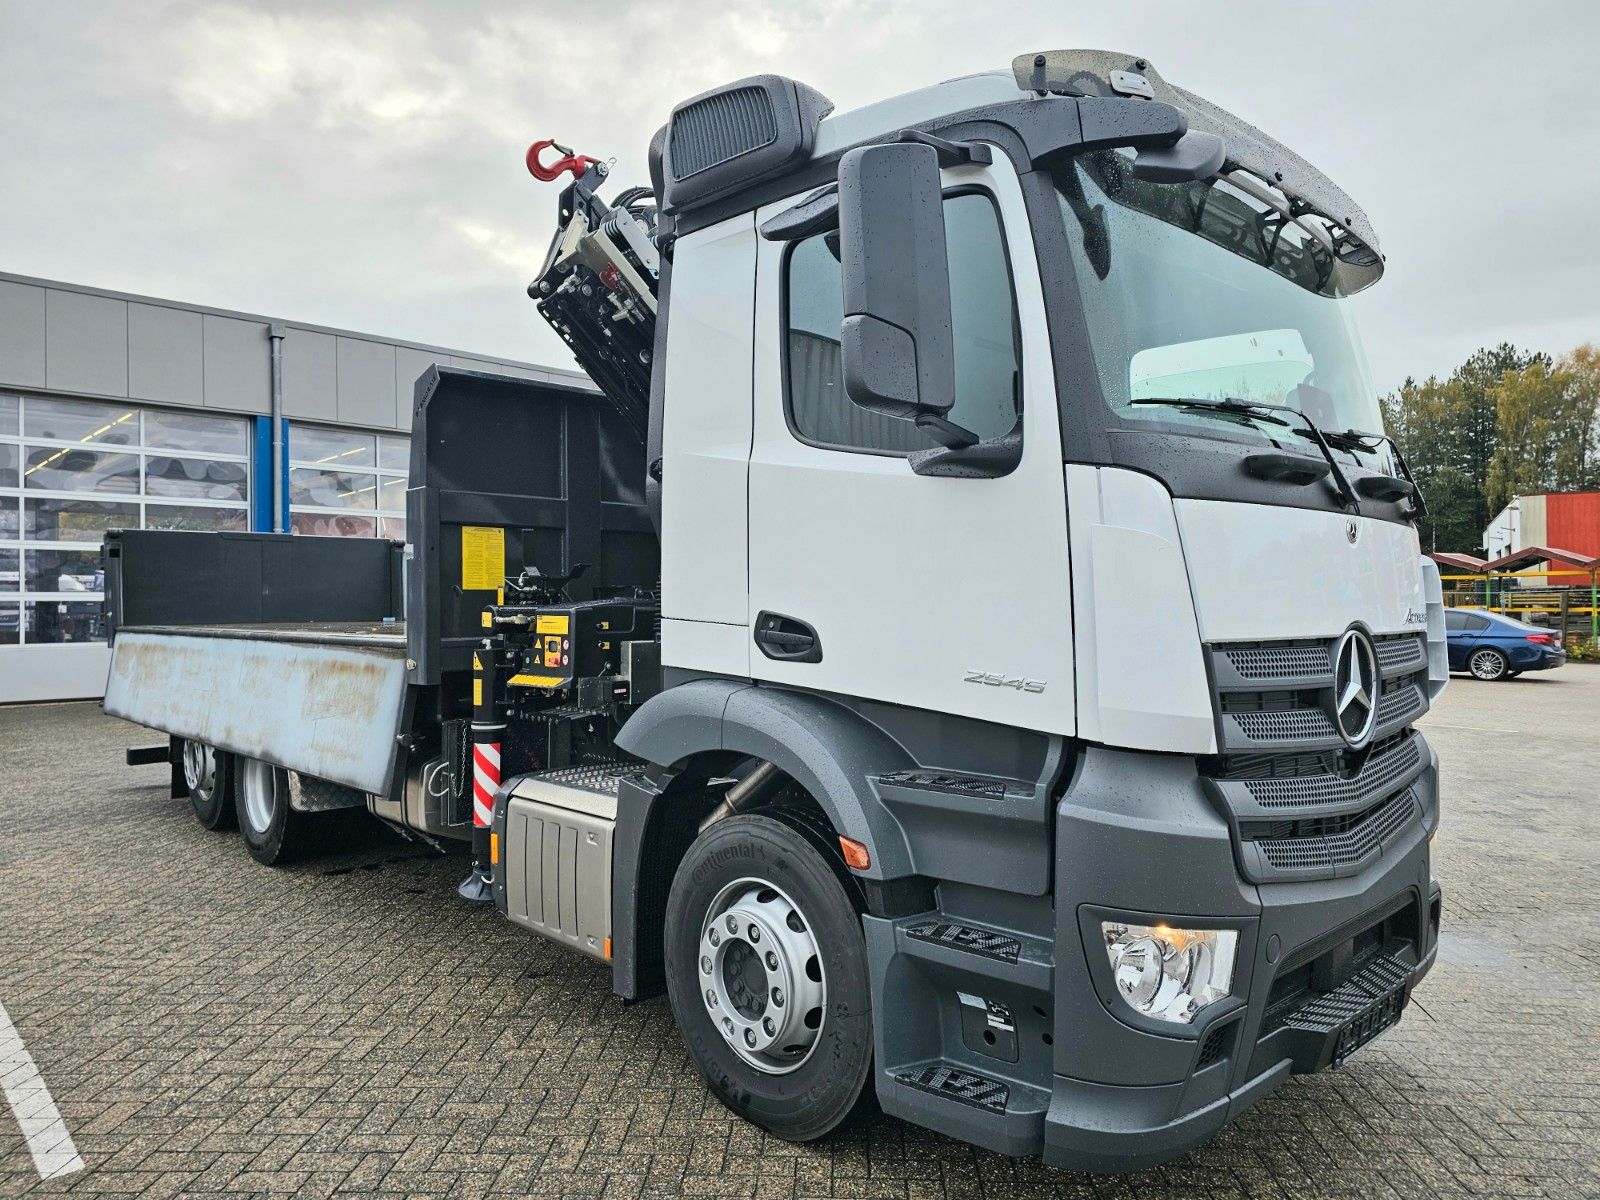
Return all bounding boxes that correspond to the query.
[1101,922,1237,1024]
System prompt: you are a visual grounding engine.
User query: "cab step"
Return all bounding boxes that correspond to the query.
[868,762,1061,895]
[894,1063,1010,1112]
[895,913,1054,992]
[881,1058,1049,1158]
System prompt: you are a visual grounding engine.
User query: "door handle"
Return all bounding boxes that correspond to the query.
[754,611,822,663]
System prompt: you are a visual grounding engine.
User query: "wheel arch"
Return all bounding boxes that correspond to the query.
[611,679,918,1001]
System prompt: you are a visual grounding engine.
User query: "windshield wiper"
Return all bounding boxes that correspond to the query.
[1129,395,1358,508]
[1315,428,1429,518]
[1131,395,1292,427]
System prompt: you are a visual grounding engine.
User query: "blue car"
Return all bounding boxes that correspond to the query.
[1444,608,1567,680]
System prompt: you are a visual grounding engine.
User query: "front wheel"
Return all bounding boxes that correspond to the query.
[182,740,235,830]
[663,811,873,1142]
[1469,648,1509,680]
[236,757,307,866]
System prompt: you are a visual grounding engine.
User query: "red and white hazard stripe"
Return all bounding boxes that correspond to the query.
[472,741,500,828]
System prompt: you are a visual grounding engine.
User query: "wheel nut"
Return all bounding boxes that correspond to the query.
[726,915,738,934]
[723,1017,734,1036]
[708,928,720,946]
[765,952,778,970]
[705,989,717,1008]
[700,955,712,974]
[763,1017,775,1035]
[748,925,761,943]
[771,987,784,1007]
[743,1028,757,1048]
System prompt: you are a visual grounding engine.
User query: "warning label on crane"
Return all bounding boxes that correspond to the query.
[460,525,504,591]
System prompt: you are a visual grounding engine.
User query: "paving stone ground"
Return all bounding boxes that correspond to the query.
[0,670,1596,1198]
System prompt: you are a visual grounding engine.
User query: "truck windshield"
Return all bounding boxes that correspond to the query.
[1053,150,1389,466]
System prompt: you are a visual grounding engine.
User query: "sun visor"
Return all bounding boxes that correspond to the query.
[1014,49,1383,289]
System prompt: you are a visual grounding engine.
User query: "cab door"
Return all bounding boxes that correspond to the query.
[746,151,1074,735]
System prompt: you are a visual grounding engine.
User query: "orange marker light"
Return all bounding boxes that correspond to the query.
[603,937,613,960]
[839,835,871,871]
[489,832,499,865]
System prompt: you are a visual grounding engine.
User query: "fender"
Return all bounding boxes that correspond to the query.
[614,678,917,880]
[610,679,923,1000]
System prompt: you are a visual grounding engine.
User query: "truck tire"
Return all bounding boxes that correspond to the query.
[663,810,873,1143]
[182,740,235,830]
[236,757,307,866]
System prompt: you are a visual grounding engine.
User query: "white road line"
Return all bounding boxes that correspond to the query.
[0,1000,84,1181]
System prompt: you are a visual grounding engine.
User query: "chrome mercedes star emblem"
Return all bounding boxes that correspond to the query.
[1332,628,1379,747]
[1345,518,1359,544]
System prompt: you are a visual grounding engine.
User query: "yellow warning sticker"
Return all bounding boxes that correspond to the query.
[535,614,570,635]
[460,526,504,591]
[473,679,483,707]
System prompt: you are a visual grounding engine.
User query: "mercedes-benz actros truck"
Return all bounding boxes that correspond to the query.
[101,49,1446,1172]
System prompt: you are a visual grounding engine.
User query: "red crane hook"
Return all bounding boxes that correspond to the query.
[526,139,602,182]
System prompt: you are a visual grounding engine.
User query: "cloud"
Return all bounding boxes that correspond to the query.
[157,6,463,133]
[3,0,1598,392]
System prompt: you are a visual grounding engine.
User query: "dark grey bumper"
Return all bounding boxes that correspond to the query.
[1041,742,1440,1173]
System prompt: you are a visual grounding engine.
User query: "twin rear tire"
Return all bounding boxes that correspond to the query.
[182,740,235,830]
[180,741,305,866]
[235,757,307,866]
[663,811,875,1143]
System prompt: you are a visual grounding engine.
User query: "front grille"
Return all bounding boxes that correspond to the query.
[1250,791,1416,874]
[1206,633,1432,882]
[1375,633,1428,674]
[1243,733,1423,811]
[1231,706,1338,744]
[1222,642,1330,680]
[1375,676,1426,728]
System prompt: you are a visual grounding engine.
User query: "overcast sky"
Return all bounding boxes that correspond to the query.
[2,1,1597,395]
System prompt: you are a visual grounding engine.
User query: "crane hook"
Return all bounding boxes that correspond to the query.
[526,139,602,182]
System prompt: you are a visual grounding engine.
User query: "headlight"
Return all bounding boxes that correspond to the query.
[1101,922,1238,1024]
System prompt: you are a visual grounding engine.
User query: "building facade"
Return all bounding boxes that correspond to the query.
[0,271,586,704]
[1482,491,1600,576]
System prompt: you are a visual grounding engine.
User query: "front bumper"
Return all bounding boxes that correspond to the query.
[1042,742,1440,1173]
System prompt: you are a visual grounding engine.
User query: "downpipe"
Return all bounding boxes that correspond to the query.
[267,323,286,533]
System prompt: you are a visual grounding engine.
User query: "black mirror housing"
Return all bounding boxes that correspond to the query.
[1132,129,1226,183]
[838,142,955,421]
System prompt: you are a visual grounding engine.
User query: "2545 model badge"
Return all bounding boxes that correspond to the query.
[964,670,1047,694]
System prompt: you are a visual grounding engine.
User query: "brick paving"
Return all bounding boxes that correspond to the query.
[0,671,1596,1198]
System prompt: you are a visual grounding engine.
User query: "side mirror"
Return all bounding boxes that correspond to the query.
[837,142,957,431]
[1132,129,1225,184]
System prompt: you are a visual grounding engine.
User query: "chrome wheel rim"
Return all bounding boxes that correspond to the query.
[239,758,281,833]
[182,741,215,799]
[699,877,827,1075]
[1469,649,1504,680]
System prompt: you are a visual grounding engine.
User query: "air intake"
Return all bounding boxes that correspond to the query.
[654,74,833,215]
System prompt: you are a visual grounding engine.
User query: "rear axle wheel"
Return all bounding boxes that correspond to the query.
[237,757,307,865]
[182,740,235,830]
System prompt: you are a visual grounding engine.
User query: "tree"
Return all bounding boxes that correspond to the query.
[1382,342,1551,552]
[1484,352,1600,514]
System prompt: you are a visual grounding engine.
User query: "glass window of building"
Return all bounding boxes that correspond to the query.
[0,392,250,645]
[289,422,408,541]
